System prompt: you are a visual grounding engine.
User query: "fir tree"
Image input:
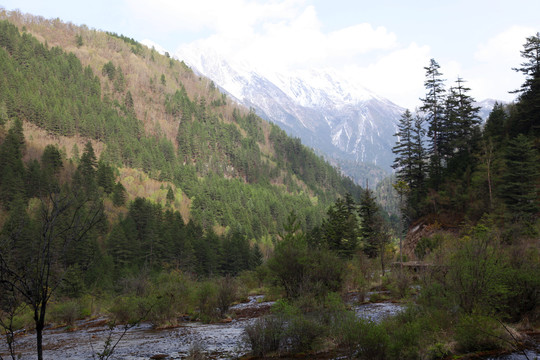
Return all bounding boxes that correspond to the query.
[444,77,481,174]
[392,110,426,220]
[321,193,360,258]
[500,134,539,223]
[420,59,446,188]
[0,119,26,209]
[483,102,507,143]
[113,181,126,206]
[358,188,385,258]
[96,161,116,194]
[511,32,540,136]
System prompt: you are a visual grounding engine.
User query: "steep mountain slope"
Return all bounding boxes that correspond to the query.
[0,10,363,239]
[177,46,405,183]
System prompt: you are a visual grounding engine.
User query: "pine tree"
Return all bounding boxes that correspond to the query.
[392,110,426,219]
[511,32,540,136]
[392,109,415,183]
[358,188,385,258]
[96,161,116,194]
[420,59,446,188]
[321,193,360,258]
[166,185,175,203]
[76,141,97,194]
[499,134,539,223]
[483,102,507,143]
[444,77,481,174]
[0,119,26,209]
[41,144,63,175]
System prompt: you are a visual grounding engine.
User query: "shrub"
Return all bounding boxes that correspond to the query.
[186,340,207,360]
[285,314,326,353]
[425,342,451,359]
[244,315,285,357]
[334,313,388,359]
[109,296,151,324]
[385,309,423,360]
[415,234,442,260]
[387,269,413,299]
[148,271,194,325]
[455,314,508,353]
[196,281,218,322]
[49,300,83,326]
[216,276,238,318]
[447,231,511,315]
[503,244,540,321]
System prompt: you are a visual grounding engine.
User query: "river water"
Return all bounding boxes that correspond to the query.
[1,296,537,360]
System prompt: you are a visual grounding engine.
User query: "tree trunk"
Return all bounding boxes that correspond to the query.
[35,301,47,360]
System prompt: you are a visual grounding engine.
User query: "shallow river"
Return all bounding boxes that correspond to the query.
[1,296,537,359]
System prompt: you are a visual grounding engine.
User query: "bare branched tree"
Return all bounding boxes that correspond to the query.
[0,183,104,360]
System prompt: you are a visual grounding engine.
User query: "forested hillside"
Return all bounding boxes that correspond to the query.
[0,8,538,360]
[0,10,362,241]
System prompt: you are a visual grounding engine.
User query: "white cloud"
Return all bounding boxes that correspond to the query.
[124,0,303,34]
[343,43,431,110]
[470,26,535,102]
[173,2,398,75]
[474,26,534,63]
[132,1,533,109]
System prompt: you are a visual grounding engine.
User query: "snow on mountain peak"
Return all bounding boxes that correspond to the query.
[175,45,405,175]
[177,44,379,108]
[268,68,379,108]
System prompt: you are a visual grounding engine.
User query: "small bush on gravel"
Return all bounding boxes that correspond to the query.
[244,315,286,357]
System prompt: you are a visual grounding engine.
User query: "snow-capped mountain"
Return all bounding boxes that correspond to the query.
[176,46,405,181]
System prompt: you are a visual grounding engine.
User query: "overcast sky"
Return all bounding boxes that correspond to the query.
[2,0,539,109]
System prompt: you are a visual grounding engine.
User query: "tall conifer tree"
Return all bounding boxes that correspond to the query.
[511,32,540,136]
[420,59,446,188]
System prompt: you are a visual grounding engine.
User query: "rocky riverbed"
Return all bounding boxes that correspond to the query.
[1,295,537,360]
[1,296,273,360]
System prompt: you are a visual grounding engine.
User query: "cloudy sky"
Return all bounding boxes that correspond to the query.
[2,0,539,109]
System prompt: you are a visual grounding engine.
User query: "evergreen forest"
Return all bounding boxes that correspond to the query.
[0,9,539,360]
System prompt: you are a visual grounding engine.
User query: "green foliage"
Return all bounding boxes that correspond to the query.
[195,280,219,322]
[215,276,238,318]
[75,33,83,47]
[392,33,540,229]
[359,189,388,259]
[499,134,539,223]
[285,313,326,353]
[147,271,194,325]
[97,161,116,194]
[510,32,540,137]
[335,315,389,360]
[414,235,442,260]
[0,119,26,209]
[244,315,285,357]
[454,314,507,353]
[102,61,116,80]
[48,300,85,326]
[392,110,426,220]
[447,226,511,315]
[320,193,360,257]
[267,212,345,299]
[109,295,152,324]
[106,31,143,55]
[112,182,126,206]
[41,144,63,176]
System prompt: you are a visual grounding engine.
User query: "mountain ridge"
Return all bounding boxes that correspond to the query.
[0,10,364,239]
[176,45,404,184]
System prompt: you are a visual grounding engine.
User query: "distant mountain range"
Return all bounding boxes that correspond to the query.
[176,46,499,185]
[176,46,404,184]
